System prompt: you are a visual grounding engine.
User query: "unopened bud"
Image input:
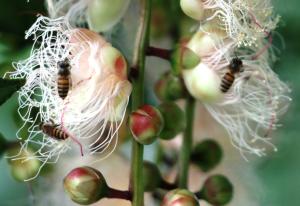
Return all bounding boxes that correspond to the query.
[63,166,109,205]
[87,0,130,32]
[6,145,40,181]
[191,140,223,171]
[180,0,205,21]
[199,175,233,205]
[183,63,222,103]
[161,189,200,206]
[155,72,186,101]
[129,105,164,145]
[158,102,186,140]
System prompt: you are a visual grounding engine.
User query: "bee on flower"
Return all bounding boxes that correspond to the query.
[7,16,132,179]
[179,0,291,156]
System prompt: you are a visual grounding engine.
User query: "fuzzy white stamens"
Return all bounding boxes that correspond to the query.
[7,16,132,176]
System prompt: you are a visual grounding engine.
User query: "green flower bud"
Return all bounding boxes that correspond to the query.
[158,102,186,140]
[63,166,109,205]
[155,72,187,102]
[171,40,201,75]
[6,145,41,181]
[143,161,162,191]
[87,0,130,32]
[162,189,200,206]
[191,140,223,172]
[180,0,205,21]
[129,105,164,145]
[199,175,233,205]
[0,133,7,157]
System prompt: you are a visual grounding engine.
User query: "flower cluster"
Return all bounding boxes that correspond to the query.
[180,0,291,156]
[7,16,132,176]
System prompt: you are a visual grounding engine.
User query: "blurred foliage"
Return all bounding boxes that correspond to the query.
[0,1,46,205]
[255,0,300,206]
[0,78,25,105]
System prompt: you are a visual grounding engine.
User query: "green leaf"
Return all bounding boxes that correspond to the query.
[0,78,25,106]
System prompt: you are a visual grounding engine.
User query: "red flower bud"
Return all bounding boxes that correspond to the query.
[161,189,200,206]
[129,105,164,145]
[63,166,108,205]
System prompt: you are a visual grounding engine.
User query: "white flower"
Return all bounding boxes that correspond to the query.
[7,16,132,177]
[182,0,291,156]
[181,0,279,48]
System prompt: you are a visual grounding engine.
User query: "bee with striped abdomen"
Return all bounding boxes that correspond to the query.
[40,122,68,140]
[57,58,72,99]
[220,57,243,93]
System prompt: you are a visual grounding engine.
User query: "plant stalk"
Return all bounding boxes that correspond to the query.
[130,0,151,205]
[178,97,196,188]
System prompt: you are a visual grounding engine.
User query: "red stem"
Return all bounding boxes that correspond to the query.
[107,187,132,201]
[146,46,172,60]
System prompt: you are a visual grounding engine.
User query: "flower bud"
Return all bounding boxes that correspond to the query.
[158,102,186,140]
[155,72,187,102]
[162,189,200,206]
[87,0,130,32]
[63,166,109,205]
[129,105,164,145]
[180,0,205,21]
[172,42,201,74]
[0,133,7,157]
[191,140,223,172]
[143,161,162,191]
[199,175,233,205]
[183,63,222,103]
[6,145,40,181]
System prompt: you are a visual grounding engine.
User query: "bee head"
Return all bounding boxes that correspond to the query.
[230,57,243,73]
[57,58,71,75]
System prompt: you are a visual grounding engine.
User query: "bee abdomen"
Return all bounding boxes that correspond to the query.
[220,72,235,93]
[42,125,68,140]
[57,76,70,99]
[53,127,68,140]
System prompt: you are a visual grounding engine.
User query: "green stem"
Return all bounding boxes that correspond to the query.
[130,0,151,205]
[178,97,196,188]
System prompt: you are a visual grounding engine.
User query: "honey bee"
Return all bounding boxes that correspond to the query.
[220,57,243,93]
[57,58,72,99]
[40,122,68,140]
